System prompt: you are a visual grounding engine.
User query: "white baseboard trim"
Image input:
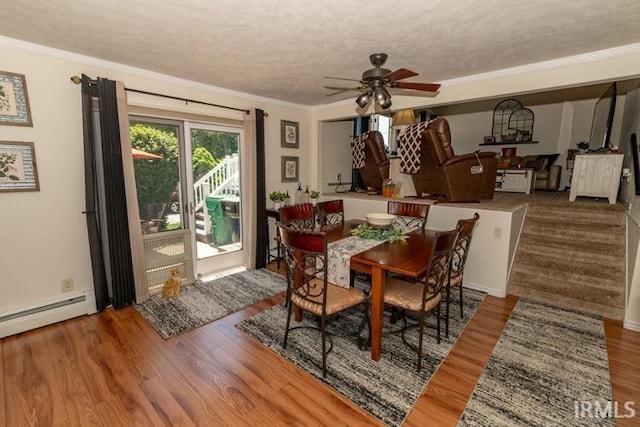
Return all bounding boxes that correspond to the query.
[463,282,506,298]
[623,319,640,332]
[0,291,95,339]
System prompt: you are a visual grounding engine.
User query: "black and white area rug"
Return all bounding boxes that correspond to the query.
[458,299,613,427]
[237,288,486,426]
[135,269,286,339]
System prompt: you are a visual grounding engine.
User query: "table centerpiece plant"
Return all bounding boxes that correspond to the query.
[350,223,408,243]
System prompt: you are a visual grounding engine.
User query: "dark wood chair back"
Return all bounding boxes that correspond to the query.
[278,203,315,230]
[387,201,430,231]
[451,213,480,277]
[316,199,344,229]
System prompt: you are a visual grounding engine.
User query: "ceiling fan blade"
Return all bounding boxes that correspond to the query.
[324,76,361,82]
[384,68,418,82]
[393,81,441,92]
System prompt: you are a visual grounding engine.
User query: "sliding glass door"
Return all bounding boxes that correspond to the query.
[130,116,245,282]
[184,122,245,273]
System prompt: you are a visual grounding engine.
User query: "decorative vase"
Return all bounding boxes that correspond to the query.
[311,198,318,206]
[273,201,281,209]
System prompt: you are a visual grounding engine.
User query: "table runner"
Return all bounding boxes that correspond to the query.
[327,235,382,288]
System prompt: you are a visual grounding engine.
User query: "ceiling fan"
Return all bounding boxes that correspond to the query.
[324,53,441,110]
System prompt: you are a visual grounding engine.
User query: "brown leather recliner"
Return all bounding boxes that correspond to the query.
[534,165,562,191]
[358,131,390,192]
[411,118,498,201]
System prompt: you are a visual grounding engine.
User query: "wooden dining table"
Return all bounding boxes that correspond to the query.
[323,220,437,361]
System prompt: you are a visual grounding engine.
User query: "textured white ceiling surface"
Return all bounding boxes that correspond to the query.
[3,0,640,106]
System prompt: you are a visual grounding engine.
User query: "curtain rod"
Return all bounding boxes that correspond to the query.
[70,75,251,115]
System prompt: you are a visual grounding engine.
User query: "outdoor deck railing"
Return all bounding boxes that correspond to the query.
[193,154,240,212]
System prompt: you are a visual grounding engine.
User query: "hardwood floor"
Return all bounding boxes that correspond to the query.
[2,264,639,426]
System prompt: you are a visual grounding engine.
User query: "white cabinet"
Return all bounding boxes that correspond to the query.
[495,169,535,194]
[569,154,623,204]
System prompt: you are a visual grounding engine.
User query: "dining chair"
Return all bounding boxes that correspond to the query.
[445,212,480,337]
[387,200,430,231]
[316,199,344,229]
[276,203,316,307]
[278,223,368,377]
[278,203,315,230]
[384,201,431,323]
[383,226,460,372]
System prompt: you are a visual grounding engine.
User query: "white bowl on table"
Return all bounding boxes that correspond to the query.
[365,213,396,228]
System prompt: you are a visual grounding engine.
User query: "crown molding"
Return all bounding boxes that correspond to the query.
[440,43,640,87]
[0,36,313,111]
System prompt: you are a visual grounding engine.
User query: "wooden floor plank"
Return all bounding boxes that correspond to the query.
[2,265,639,426]
[604,318,640,426]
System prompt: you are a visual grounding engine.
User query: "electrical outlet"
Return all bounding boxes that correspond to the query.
[494,227,503,239]
[61,278,74,292]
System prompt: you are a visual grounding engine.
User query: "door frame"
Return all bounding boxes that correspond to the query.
[184,121,247,276]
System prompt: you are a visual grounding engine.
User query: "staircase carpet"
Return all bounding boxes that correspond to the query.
[507,193,626,320]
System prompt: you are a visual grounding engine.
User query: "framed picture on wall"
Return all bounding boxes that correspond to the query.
[281,120,299,148]
[0,141,40,192]
[281,156,299,182]
[0,71,32,127]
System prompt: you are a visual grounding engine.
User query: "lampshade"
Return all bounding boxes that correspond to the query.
[356,91,372,108]
[392,109,416,127]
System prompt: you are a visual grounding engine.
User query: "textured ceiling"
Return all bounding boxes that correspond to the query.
[3,0,640,106]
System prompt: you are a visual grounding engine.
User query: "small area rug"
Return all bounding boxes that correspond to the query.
[136,269,286,339]
[237,288,486,426]
[458,299,613,426]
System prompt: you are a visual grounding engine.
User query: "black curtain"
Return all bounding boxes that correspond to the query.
[81,75,136,310]
[254,109,267,268]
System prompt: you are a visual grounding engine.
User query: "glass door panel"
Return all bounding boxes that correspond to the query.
[185,123,244,270]
[129,119,185,234]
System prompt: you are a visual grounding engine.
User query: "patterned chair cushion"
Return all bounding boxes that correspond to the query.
[292,278,366,316]
[384,277,442,312]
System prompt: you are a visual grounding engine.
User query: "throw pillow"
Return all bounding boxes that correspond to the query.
[536,154,560,171]
[502,147,517,157]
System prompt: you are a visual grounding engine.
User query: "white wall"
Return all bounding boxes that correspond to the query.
[321,120,352,194]
[618,83,640,329]
[0,39,310,328]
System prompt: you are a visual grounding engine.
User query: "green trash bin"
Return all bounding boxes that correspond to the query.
[206,195,232,245]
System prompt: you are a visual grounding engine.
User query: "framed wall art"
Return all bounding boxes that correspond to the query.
[0,71,32,126]
[281,120,299,148]
[281,156,299,182]
[0,141,40,192]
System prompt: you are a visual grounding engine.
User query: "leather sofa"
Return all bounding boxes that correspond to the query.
[357,131,390,192]
[497,154,562,191]
[411,118,498,201]
[534,165,562,190]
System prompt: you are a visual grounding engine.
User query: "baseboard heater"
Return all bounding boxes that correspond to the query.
[0,295,86,323]
[0,294,91,339]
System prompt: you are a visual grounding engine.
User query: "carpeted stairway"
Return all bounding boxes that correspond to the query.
[507,192,626,320]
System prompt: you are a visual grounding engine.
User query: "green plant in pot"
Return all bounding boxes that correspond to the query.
[310,190,320,205]
[576,140,590,153]
[268,191,286,208]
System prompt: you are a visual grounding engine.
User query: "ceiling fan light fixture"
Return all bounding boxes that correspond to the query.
[374,87,392,109]
[356,91,372,108]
